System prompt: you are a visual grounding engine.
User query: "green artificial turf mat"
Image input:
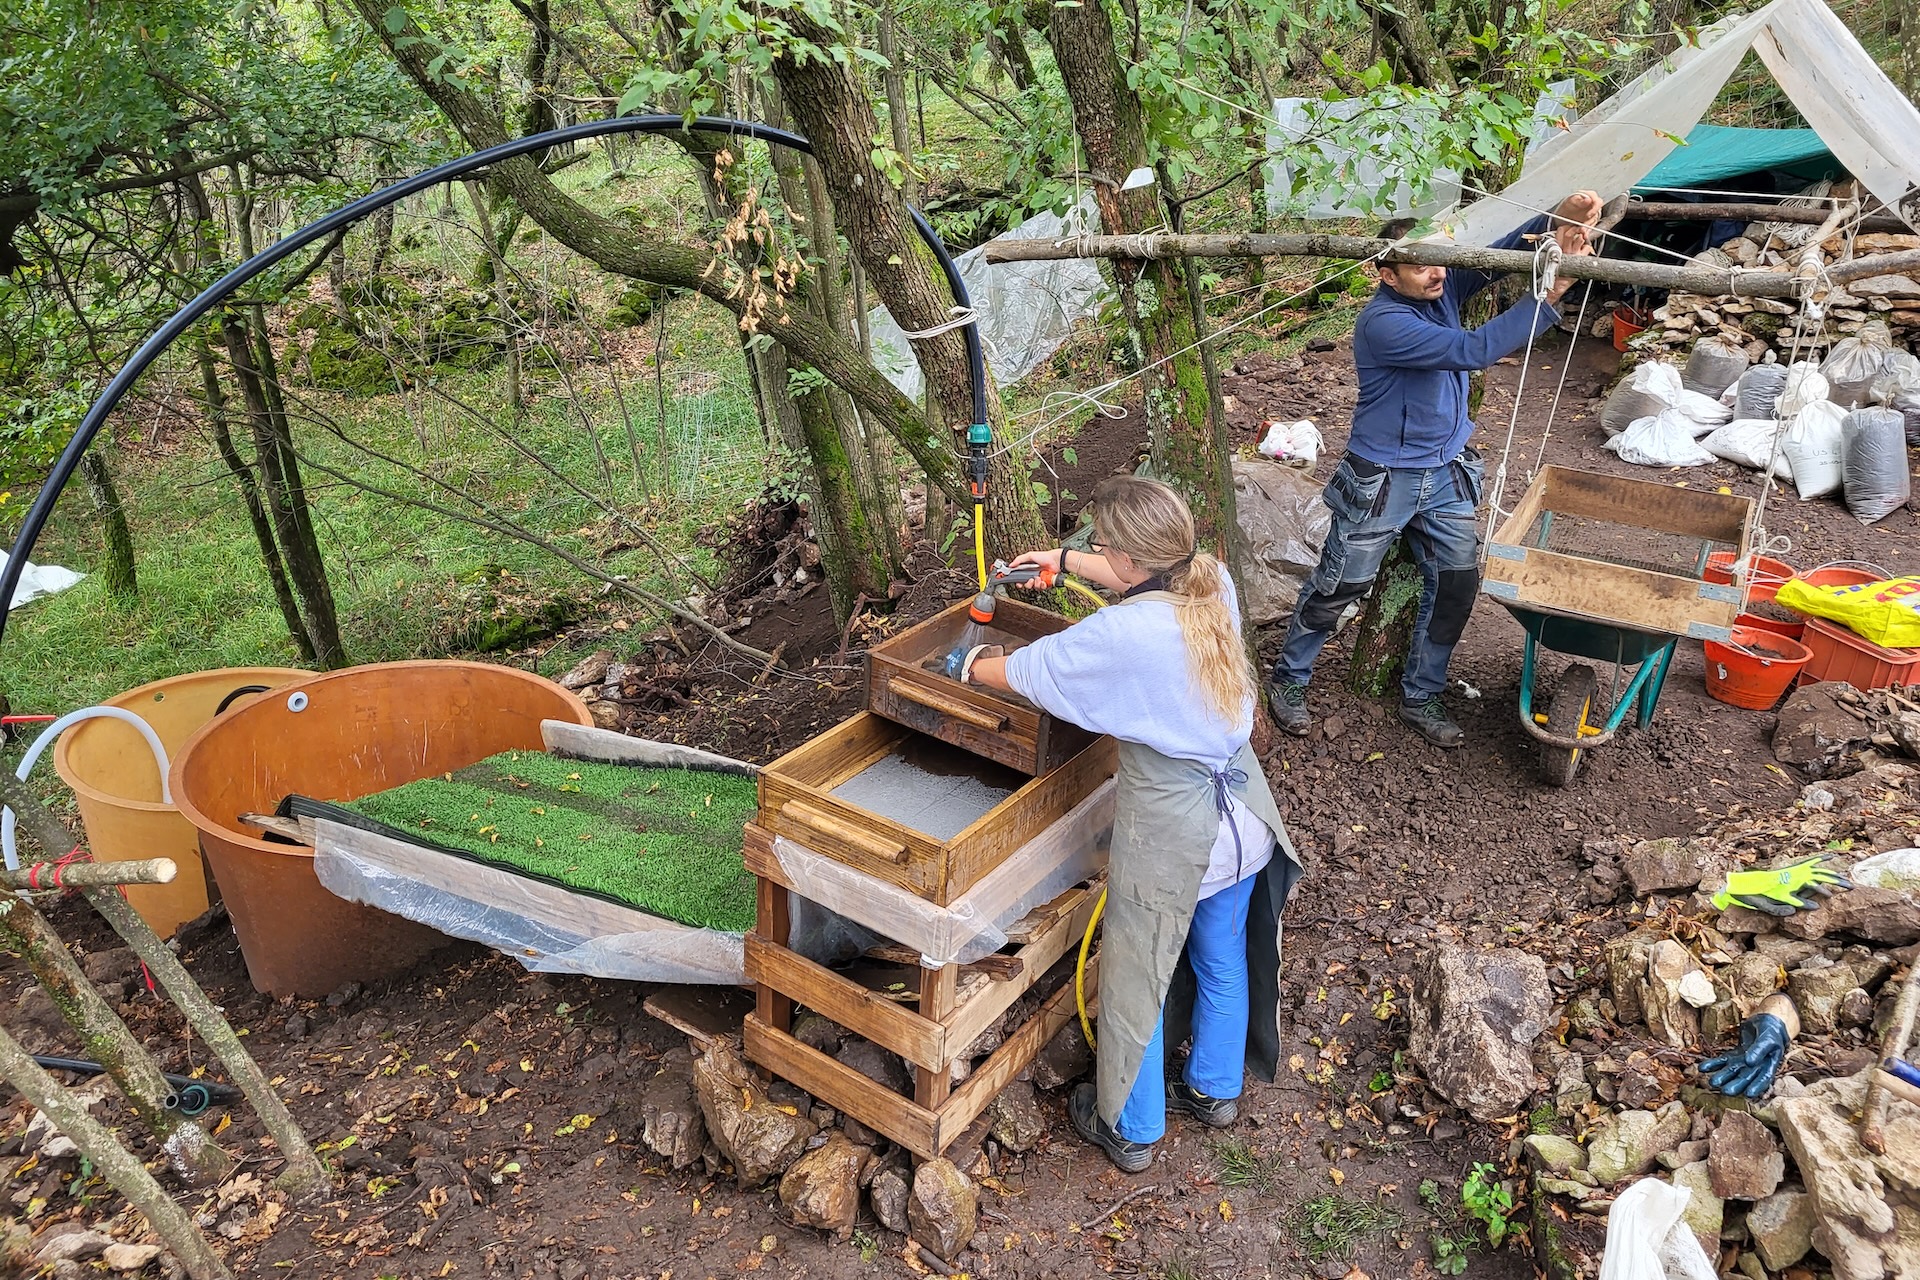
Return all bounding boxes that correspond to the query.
[341,750,758,931]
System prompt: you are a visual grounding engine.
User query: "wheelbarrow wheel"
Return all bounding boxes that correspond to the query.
[1540,663,1598,787]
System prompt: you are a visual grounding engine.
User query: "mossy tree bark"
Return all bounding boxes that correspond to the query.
[1344,538,1423,698]
[0,1027,232,1280]
[1046,0,1236,556]
[78,451,137,602]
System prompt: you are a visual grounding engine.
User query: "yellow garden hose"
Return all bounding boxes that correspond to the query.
[1060,576,1108,611]
[1077,887,1106,1050]
[973,502,989,590]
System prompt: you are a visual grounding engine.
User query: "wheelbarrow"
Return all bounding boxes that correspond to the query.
[1503,603,1678,786]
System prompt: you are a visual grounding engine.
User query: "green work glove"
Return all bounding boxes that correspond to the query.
[1711,854,1851,916]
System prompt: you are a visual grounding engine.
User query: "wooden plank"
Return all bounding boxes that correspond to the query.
[862,944,1023,981]
[943,884,1099,1061]
[915,962,959,1111]
[1005,884,1090,946]
[1484,546,1741,637]
[754,877,792,1033]
[1527,466,1751,544]
[937,963,1093,1150]
[744,935,944,1065]
[942,736,1117,903]
[540,721,757,775]
[744,1015,940,1157]
[643,986,754,1046]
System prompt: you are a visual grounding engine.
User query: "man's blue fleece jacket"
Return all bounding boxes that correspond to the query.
[1347,215,1560,468]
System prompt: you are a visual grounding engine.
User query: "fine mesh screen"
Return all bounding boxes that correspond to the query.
[1521,509,1733,578]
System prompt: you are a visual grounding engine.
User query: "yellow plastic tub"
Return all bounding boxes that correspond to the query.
[52,667,308,936]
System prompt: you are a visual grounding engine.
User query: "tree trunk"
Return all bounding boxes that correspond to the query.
[1344,538,1422,698]
[770,13,1048,560]
[0,1028,233,1280]
[189,324,316,662]
[1895,0,1919,97]
[1047,0,1236,551]
[464,181,526,425]
[78,451,137,602]
[1366,0,1457,91]
[875,1,919,206]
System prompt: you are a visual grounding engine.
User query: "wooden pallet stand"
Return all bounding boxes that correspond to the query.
[741,809,1106,1160]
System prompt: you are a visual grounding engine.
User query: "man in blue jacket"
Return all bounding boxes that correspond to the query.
[1268,191,1601,747]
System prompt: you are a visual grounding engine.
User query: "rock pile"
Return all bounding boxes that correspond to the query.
[1408,751,1920,1279]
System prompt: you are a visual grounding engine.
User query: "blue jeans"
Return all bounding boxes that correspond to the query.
[1114,873,1259,1143]
[1272,450,1484,702]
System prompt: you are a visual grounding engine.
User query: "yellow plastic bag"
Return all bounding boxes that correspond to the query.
[1775,575,1920,648]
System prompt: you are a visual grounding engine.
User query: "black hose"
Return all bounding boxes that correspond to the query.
[0,115,987,650]
[31,1054,242,1113]
[213,684,271,716]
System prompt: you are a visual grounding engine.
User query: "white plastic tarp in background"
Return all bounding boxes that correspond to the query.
[0,549,83,610]
[1445,0,1920,247]
[1264,83,1575,221]
[871,199,1109,402]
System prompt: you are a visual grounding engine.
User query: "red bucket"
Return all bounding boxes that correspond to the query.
[1735,610,1806,642]
[1704,628,1813,710]
[1791,561,1888,592]
[1704,552,1796,603]
[1612,305,1651,352]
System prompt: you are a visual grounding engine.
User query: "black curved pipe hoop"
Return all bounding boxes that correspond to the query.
[0,115,987,649]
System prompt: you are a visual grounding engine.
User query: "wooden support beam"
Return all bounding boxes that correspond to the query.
[1625,201,1911,235]
[0,858,176,890]
[985,235,1920,300]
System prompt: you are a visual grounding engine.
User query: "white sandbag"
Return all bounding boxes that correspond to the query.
[1841,406,1911,524]
[1780,401,1847,500]
[1673,388,1733,434]
[1701,418,1792,479]
[1256,418,1322,468]
[1776,361,1830,418]
[1598,1177,1718,1280]
[1682,334,1749,398]
[1734,362,1790,419]
[1822,320,1895,409]
[1601,361,1684,435]
[1607,408,1718,468]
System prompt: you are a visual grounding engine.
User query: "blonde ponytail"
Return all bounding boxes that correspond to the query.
[1090,476,1257,729]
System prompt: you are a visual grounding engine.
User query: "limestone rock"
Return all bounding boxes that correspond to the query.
[1659,1138,1711,1170]
[1775,1069,1920,1280]
[1606,929,1660,1025]
[1677,969,1717,1009]
[558,649,615,689]
[1031,1020,1093,1091]
[1672,1160,1725,1252]
[691,1040,816,1187]
[102,1243,163,1271]
[906,1158,977,1261]
[1748,1189,1815,1269]
[1726,951,1785,1017]
[778,1133,866,1239]
[1406,945,1551,1121]
[1523,1134,1586,1177]
[640,1052,706,1171]
[1789,959,1867,1035]
[1709,1111,1784,1201]
[1625,837,1731,897]
[868,1164,910,1234]
[1773,682,1872,777]
[836,1038,912,1095]
[1587,1103,1692,1185]
[1771,887,1920,946]
[36,1231,113,1263]
[1643,939,1703,1049]
[986,1080,1045,1153]
[791,1012,843,1056]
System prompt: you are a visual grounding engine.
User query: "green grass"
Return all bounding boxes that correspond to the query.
[1288,1192,1405,1264]
[344,750,758,931]
[1208,1135,1287,1191]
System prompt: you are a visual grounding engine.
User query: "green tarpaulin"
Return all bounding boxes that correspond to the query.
[1636,123,1840,191]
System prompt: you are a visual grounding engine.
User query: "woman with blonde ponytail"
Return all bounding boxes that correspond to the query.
[964,476,1303,1173]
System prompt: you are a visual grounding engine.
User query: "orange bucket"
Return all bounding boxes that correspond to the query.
[1704,552,1795,603]
[1704,628,1812,710]
[1734,610,1805,642]
[1791,561,1887,592]
[1612,305,1651,352]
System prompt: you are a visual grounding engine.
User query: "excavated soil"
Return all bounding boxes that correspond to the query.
[6,328,1919,1280]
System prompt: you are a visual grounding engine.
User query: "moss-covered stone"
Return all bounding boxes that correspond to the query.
[608,280,663,327]
[303,324,399,395]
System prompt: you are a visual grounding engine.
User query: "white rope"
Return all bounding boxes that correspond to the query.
[1481,237,1565,561]
[1530,275,1596,482]
[897,306,980,340]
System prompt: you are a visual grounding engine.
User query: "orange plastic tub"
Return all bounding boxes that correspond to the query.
[1734,610,1805,643]
[1704,628,1812,710]
[170,660,592,996]
[1796,617,1920,692]
[1790,563,1886,592]
[1612,306,1650,352]
[53,667,308,937]
[1704,552,1795,604]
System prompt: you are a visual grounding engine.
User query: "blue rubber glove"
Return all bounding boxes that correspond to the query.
[1698,1012,1791,1098]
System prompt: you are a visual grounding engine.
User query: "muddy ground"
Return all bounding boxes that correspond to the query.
[6,327,1919,1280]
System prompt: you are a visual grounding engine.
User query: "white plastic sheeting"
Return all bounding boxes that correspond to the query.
[1446,0,1920,247]
[1265,83,1575,221]
[0,549,83,609]
[870,199,1109,402]
[769,779,1113,969]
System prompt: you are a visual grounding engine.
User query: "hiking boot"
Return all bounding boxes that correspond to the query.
[1267,680,1312,737]
[1399,696,1464,748]
[1166,1078,1238,1128]
[1068,1083,1155,1173]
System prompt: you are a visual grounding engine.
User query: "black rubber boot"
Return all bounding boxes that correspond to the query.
[1399,696,1464,748]
[1166,1078,1239,1128]
[1267,680,1312,737]
[1068,1083,1155,1173]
